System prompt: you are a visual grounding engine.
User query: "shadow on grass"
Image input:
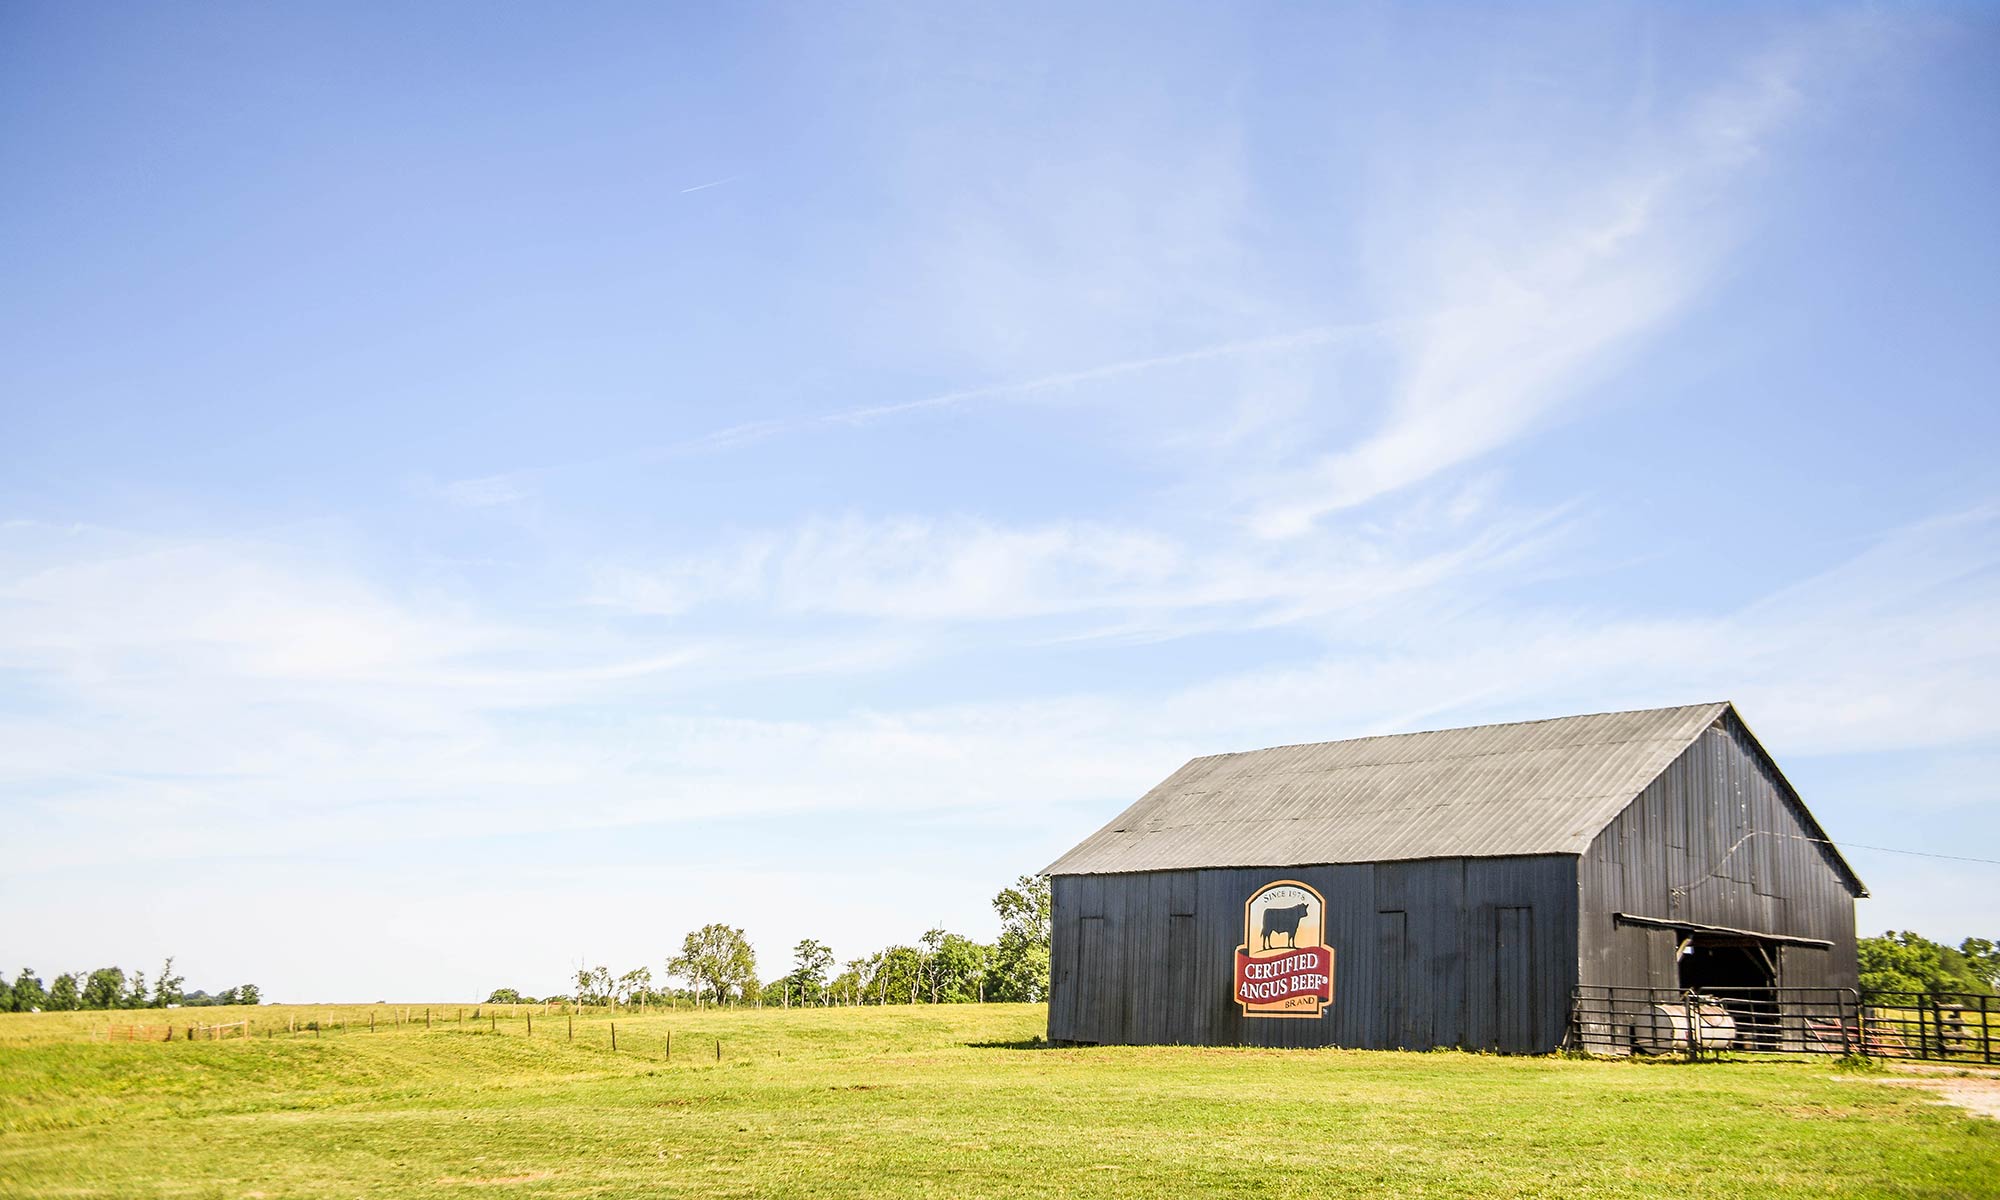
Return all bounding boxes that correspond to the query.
[967,1038,1057,1050]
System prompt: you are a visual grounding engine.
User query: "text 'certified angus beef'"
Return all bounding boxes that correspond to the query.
[1236,882,1334,1018]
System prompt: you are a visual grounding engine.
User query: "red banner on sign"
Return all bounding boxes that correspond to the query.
[1234,945,1333,1005]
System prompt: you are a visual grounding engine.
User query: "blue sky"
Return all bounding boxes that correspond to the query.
[2,3,1995,1002]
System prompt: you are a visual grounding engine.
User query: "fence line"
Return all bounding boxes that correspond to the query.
[1569,986,1995,1062]
[105,1020,250,1042]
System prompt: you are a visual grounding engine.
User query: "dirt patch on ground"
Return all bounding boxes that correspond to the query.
[1848,1065,2000,1121]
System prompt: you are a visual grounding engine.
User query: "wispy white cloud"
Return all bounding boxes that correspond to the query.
[433,319,1392,509]
[585,494,1563,632]
[1243,32,1841,537]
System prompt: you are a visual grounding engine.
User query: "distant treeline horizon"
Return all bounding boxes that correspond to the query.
[2,877,1053,1013]
[4,958,261,1013]
[491,876,1053,1009]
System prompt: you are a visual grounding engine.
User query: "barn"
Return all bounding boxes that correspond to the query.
[1043,702,1865,1053]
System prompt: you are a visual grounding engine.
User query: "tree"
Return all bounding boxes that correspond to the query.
[929,933,990,1003]
[669,925,758,1005]
[834,957,871,1006]
[151,957,185,1008]
[487,987,528,1004]
[9,968,45,1013]
[1859,932,1995,996]
[571,966,614,1007]
[872,946,923,1005]
[47,973,81,1011]
[616,967,654,1007]
[237,983,261,1005]
[987,875,1052,1002]
[785,939,835,1005]
[123,970,148,1009]
[1961,938,1999,990]
[81,968,126,1010]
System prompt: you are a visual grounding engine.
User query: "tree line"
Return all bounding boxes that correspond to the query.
[490,876,1051,1009]
[3,957,263,1013]
[1858,932,1998,996]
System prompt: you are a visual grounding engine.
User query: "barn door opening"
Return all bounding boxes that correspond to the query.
[1677,935,1779,1048]
[1676,937,1776,992]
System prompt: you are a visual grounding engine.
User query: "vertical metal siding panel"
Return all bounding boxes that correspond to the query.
[1324,862,1373,1049]
[1049,876,1078,1041]
[1113,875,1139,1044]
[1371,860,1407,1052]
[1377,909,1409,1049]
[1429,859,1469,1049]
[1199,868,1238,1046]
[1465,856,1576,1052]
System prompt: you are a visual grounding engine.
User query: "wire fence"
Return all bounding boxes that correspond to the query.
[102,1020,250,1042]
[1569,985,1997,1061]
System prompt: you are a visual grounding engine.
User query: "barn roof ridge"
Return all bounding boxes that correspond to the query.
[1043,701,1855,878]
[1179,700,1733,766]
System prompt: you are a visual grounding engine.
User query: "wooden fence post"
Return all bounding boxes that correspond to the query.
[527,1012,532,1036]
[491,1013,497,1033]
[569,1014,574,1042]
[715,1038,721,1062]
[666,1032,671,1061]
[426,1008,431,1029]
[611,1022,617,1052]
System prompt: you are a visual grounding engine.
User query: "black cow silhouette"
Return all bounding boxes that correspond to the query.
[1259,903,1311,950]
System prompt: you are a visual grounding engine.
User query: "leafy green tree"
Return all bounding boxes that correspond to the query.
[987,875,1052,1002]
[486,987,527,1004]
[785,938,835,1005]
[123,970,148,1009]
[616,967,654,1007]
[570,966,614,1006]
[833,957,871,1006]
[46,973,81,1011]
[1960,938,1999,990]
[1859,931,1995,995]
[151,957,185,1008]
[81,968,126,1010]
[237,983,261,1005]
[873,945,924,1004]
[669,924,759,1005]
[9,968,45,1012]
[927,932,991,1003]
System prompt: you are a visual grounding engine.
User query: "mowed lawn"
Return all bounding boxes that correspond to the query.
[1,1004,1993,1198]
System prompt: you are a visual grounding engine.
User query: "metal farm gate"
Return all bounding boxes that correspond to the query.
[1569,986,1997,1061]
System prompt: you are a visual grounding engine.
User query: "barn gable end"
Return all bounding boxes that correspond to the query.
[1578,708,1863,993]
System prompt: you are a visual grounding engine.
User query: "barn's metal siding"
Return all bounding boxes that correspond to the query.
[1576,711,1861,993]
[1049,855,1577,1052]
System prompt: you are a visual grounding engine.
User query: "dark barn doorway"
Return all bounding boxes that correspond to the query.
[1678,935,1780,1048]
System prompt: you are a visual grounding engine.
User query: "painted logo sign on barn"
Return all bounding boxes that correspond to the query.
[1236,880,1334,1018]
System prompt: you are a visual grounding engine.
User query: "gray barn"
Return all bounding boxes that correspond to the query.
[1044,702,1865,1052]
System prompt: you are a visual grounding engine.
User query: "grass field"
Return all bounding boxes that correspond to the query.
[1,1003,1994,1198]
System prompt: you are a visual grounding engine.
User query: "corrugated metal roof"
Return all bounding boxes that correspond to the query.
[1045,703,1733,875]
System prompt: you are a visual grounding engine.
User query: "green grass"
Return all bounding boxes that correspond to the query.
[0,1003,1993,1198]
